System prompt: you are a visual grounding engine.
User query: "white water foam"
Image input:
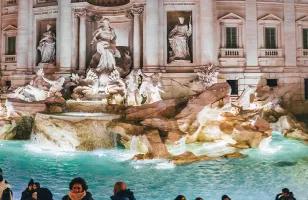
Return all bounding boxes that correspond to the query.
[258,136,282,154]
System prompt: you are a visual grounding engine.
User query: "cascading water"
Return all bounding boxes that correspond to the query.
[258,135,282,154]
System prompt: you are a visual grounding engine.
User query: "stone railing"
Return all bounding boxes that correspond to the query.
[220,48,244,57]
[297,48,308,57]
[4,0,17,6]
[3,55,16,63]
[259,49,283,57]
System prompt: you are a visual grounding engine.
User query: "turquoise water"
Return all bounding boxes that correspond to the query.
[1,133,308,200]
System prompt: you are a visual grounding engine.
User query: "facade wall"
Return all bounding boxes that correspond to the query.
[0,0,307,113]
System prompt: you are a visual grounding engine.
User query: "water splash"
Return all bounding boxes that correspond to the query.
[258,136,282,154]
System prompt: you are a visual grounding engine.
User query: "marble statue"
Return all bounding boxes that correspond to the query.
[70,17,127,104]
[125,69,143,106]
[91,18,121,72]
[189,64,220,92]
[10,68,64,102]
[168,16,192,62]
[139,73,164,104]
[37,24,56,63]
[71,68,126,103]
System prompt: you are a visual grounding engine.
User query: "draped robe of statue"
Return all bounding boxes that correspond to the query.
[168,23,192,61]
[37,30,56,63]
[92,26,121,72]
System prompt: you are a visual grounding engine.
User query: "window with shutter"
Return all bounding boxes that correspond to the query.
[226,27,237,48]
[265,27,276,49]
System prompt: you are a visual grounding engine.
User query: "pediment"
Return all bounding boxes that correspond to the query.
[296,15,308,22]
[258,14,282,21]
[219,13,244,21]
[2,25,17,32]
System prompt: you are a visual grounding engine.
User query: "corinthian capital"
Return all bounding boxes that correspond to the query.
[74,8,87,18]
[130,5,144,15]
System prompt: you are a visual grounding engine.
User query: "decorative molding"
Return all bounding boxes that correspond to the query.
[130,5,144,15]
[258,14,282,24]
[2,25,17,32]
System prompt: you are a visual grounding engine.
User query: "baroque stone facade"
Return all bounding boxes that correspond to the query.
[0,0,308,113]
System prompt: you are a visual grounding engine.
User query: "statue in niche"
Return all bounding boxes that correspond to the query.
[168,15,192,63]
[90,17,121,72]
[37,24,56,63]
[70,18,126,103]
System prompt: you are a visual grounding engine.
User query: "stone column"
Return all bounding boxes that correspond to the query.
[245,0,258,66]
[199,0,217,65]
[144,0,159,70]
[16,0,29,69]
[131,6,144,69]
[79,11,87,72]
[59,0,72,69]
[284,0,297,67]
[72,13,79,71]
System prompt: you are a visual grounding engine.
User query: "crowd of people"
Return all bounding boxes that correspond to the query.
[0,168,298,200]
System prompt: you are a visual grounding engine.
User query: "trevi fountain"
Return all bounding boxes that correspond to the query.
[0,0,308,199]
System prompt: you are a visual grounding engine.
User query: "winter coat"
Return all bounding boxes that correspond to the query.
[0,180,12,200]
[20,188,32,200]
[62,191,94,200]
[37,188,53,200]
[110,189,136,200]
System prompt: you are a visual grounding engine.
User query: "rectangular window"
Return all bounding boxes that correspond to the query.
[305,79,308,100]
[227,80,238,95]
[6,36,16,55]
[303,29,308,49]
[265,27,276,49]
[267,79,278,87]
[226,27,237,48]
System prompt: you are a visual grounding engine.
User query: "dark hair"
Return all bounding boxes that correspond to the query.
[0,175,3,182]
[28,179,34,186]
[113,182,127,195]
[69,177,88,191]
[222,195,231,200]
[195,198,203,200]
[282,188,290,194]
[34,182,41,189]
[175,195,186,200]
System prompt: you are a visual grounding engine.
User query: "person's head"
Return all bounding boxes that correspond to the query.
[46,24,52,31]
[178,17,185,24]
[0,168,3,176]
[175,195,186,200]
[222,195,231,200]
[113,181,127,195]
[33,182,41,190]
[0,175,3,182]
[195,198,203,200]
[28,179,35,190]
[69,177,88,193]
[102,18,110,28]
[282,188,290,196]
